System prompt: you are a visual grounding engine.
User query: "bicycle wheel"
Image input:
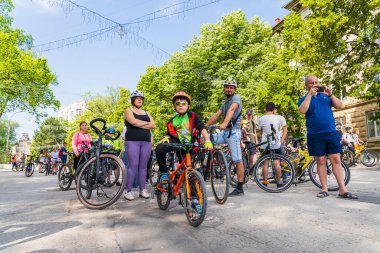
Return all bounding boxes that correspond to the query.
[76,154,126,210]
[341,150,354,167]
[308,159,350,191]
[156,175,172,210]
[253,154,295,193]
[149,159,161,187]
[228,161,238,187]
[25,163,35,177]
[360,150,379,167]
[58,164,73,191]
[184,170,207,227]
[210,150,229,204]
[103,159,121,187]
[40,164,46,173]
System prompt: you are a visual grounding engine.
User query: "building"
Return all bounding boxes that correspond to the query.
[58,101,86,123]
[273,0,380,153]
[11,133,32,157]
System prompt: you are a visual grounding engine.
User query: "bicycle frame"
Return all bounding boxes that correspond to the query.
[157,152,202,204]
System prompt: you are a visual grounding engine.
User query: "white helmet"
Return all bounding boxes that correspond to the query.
[130,90,145,99]
[223,78,237,87]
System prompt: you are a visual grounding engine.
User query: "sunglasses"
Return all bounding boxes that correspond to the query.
[175,101,188,106]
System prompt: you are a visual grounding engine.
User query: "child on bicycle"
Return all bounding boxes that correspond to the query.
[155,91,213,185]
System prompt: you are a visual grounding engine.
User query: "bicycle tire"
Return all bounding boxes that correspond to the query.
[58,164,73,191]
[253,154,295,193]
[184,170,207,227]
[360,150,379,167]
[156,176,172,210]
[341,150,354,167]
[25,163,35,177]
[308,159,350,191]
[76,154,126,210]
[149,159,160,187]
[210,150,229,204]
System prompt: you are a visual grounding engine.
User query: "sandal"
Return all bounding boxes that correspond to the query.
[338,192,358,199]
[317,191,329,198]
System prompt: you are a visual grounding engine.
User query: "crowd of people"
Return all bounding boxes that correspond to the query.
[67,74,359,200]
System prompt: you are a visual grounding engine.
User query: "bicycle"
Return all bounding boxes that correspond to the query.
[341,145,355,167]
[149,151,177,187]
[154,142,207,227]
[354,142,379,167]
[76,118,126,210]
[25,156,35,177]
[252,126,295,193]
[192,125,230,204]
[58,152,89,191]
[286,138,350,191]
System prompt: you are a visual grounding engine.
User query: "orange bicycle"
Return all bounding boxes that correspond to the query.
[154,143,207,227]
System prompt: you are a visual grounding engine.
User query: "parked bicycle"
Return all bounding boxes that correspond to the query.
[75,118,126,210]
[25,156,35,177]
[192,125,230,204]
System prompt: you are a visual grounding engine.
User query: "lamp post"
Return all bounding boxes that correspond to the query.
[5,112,22,163]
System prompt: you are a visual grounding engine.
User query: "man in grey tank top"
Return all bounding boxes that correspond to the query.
[206,78,244,196]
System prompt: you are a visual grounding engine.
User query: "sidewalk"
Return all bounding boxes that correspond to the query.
[0,164,11,171]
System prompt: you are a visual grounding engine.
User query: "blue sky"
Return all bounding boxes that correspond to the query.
[7,0,290,138]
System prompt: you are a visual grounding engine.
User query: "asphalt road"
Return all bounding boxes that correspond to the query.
[1,164,379,253]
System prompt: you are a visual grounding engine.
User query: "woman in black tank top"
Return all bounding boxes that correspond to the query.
[123,90,156,201]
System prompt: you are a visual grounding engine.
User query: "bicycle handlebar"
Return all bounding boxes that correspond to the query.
[90,118,106,135]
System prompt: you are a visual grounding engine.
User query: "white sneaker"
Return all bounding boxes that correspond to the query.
[139,189,150,199]
[124,191,134,201]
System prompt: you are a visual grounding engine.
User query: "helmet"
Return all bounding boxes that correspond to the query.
[223,78,237,87]
[130,90,145,99]
[241,120,248,126]
[172,91,191,104]
[107,127,116,134]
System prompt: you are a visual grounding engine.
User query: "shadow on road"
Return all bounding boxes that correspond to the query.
[0,221,81,251]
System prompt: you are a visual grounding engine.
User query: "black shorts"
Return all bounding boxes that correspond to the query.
[260,147,284,156]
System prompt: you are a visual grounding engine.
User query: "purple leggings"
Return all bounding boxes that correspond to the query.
[126,141,152,192]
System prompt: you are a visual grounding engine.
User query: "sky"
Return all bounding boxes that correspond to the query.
[6,0,290,139]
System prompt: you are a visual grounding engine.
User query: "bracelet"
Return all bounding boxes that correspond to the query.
[328,94,333,97]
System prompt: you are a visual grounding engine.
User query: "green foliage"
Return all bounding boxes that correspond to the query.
[30,117,68,157]
[138,10,306,140]
[0,118,17,163]
[0,1,59,119]
[283,0,380,102]
[64,87,130,151]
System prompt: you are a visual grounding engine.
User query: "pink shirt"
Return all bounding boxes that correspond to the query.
[72,132,92,156]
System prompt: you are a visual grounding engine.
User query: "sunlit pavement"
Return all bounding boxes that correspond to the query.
[1,164,379,253]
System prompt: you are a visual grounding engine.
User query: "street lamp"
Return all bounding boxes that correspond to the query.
[5,111,22,162]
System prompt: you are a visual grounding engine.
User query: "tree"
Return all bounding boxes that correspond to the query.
[282,0,380,102]
[64,87,130,150]
[31,117,68,156]
[0,118,17,163]
[138,10,306,140]
[0,1,59,119]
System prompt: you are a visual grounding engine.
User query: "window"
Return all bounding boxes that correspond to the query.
[76,109,82,116]
[367,110,380,138]
[335,116,346,126]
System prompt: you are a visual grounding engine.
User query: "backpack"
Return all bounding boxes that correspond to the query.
[58,149,63,158]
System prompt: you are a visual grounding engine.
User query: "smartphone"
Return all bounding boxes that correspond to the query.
[317,86,326,92]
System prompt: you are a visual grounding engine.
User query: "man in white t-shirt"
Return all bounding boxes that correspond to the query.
[258,102,288,187]
[343,127,355,154]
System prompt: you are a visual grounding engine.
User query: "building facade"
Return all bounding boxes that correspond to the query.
[11,133,32,157]
[273,0,380,154]
[58,101,86,123]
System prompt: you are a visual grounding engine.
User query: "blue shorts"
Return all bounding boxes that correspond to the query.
[213,129,242,163]
[307,132,342,157]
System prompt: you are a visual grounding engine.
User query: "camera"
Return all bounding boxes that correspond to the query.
[317,86,326,92]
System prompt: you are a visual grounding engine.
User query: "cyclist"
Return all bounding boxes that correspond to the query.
[72,121,92,172]
[206,78,244,196]
[59,142,68,165]
[124,90,156,201]
[245,109,259,167]
[38,150,46,173]
[155,91,213,188]
[11,154,17,170]
[258,102,288,187]
[343,127,355,154]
